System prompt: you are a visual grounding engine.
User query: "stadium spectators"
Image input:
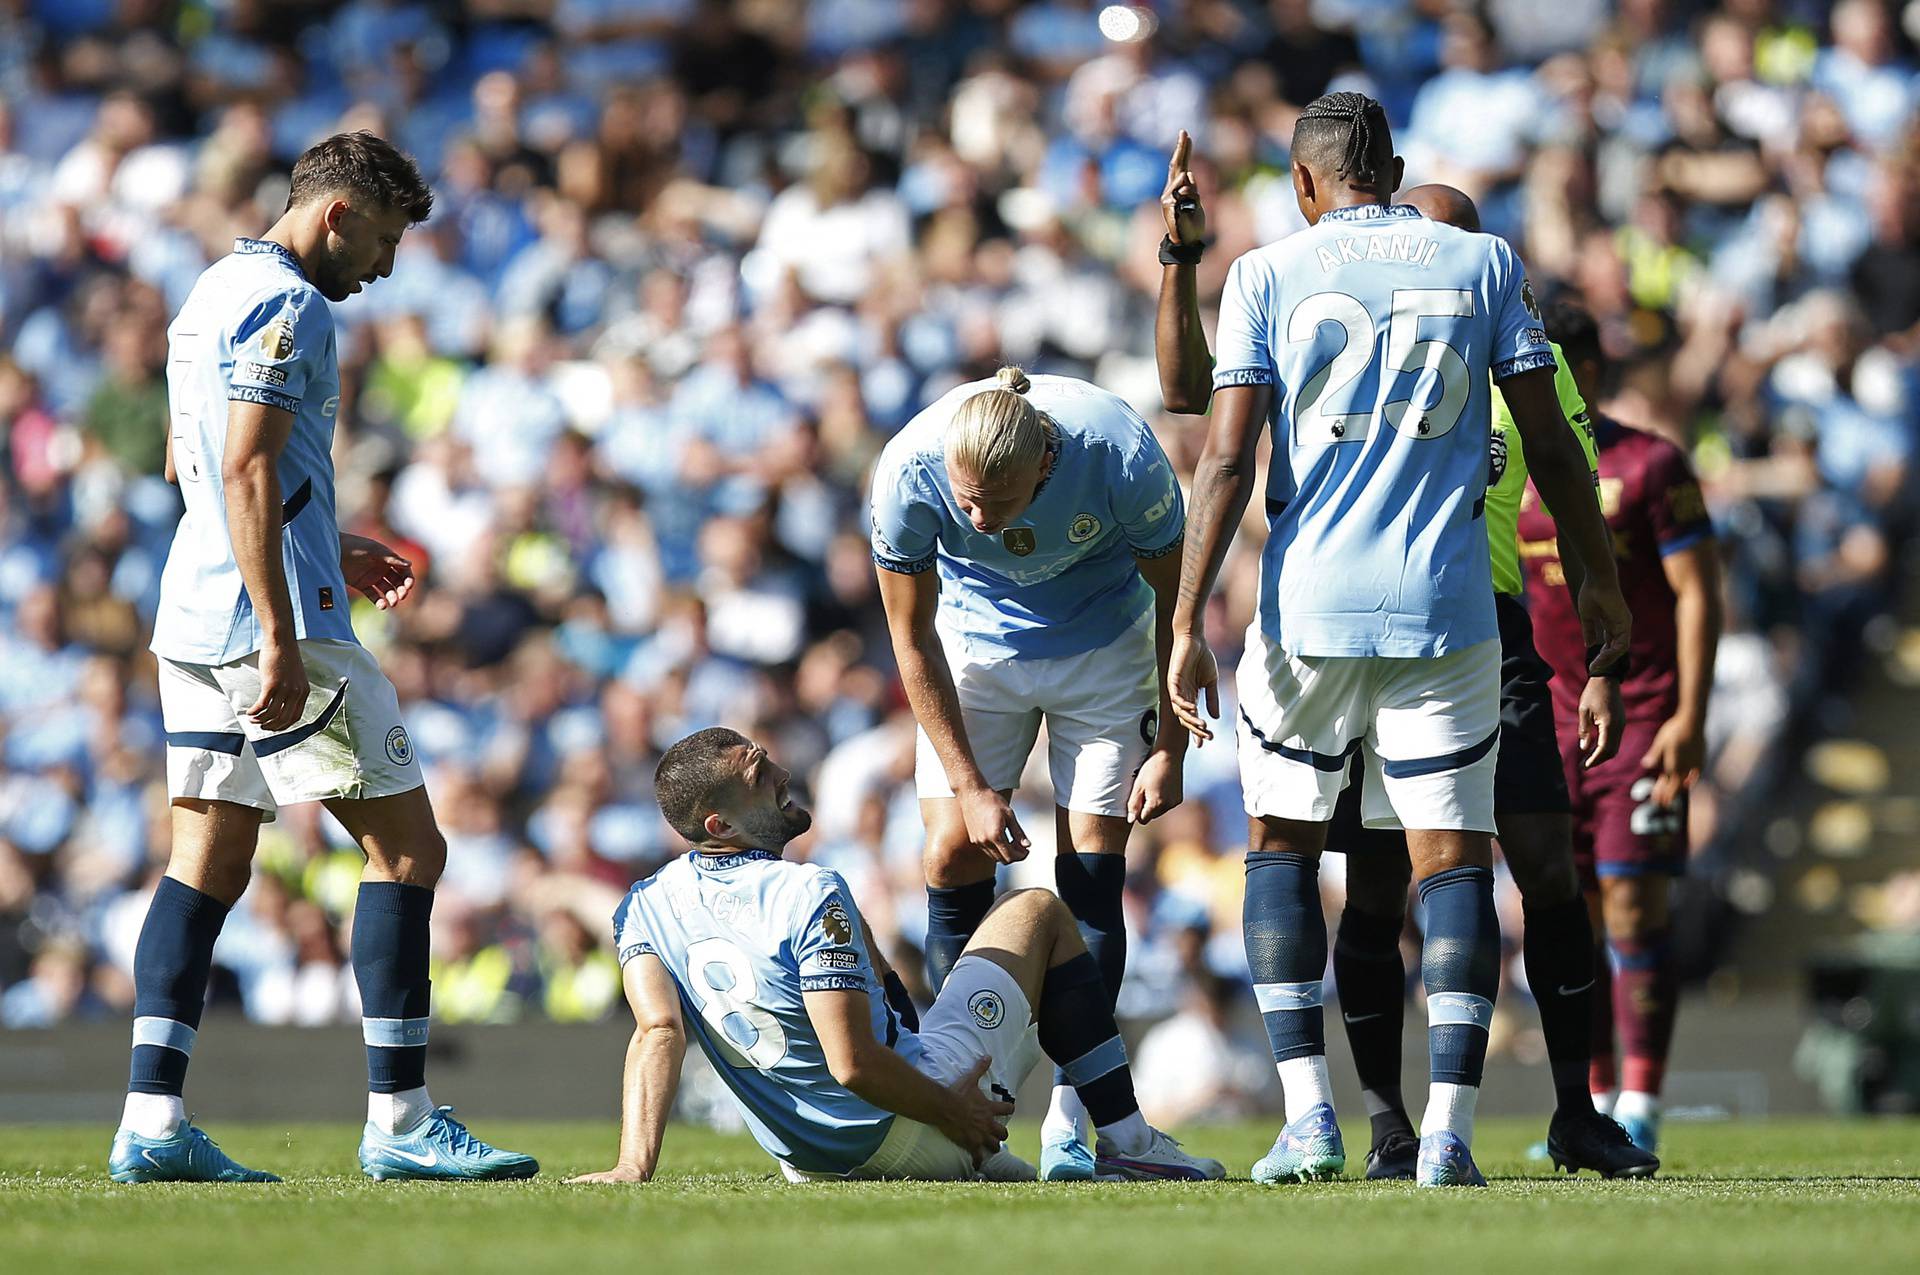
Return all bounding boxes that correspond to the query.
[2,1,1916,1052]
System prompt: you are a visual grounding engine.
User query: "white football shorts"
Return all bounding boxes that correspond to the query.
[159,637,423,816]
[914,610,1158,816]
[784,954,1042,1182]
[1235,630,1500,833]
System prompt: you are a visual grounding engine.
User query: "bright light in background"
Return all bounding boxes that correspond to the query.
[1098,5,1158,43]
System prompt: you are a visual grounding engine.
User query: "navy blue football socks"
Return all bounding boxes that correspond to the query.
[128,877,231,1096]
[924,879,995,994]
[1418,865,1501,1086]
[1037,952,1138,1126]
[1245,851,1327,1063]
[352,881,435,1094]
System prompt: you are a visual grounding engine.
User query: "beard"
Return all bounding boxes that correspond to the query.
[314,238,362,301]
[737,800,813,850]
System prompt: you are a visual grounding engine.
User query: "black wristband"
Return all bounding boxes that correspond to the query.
[882,970,920,1032]
[1587,644,1633,679]
[1158,234,1205,266]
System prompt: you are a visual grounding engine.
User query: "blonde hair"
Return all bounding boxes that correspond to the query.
[946,366,1054,483]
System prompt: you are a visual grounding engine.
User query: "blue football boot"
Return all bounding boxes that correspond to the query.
[1415,1130,1487,1188]
[1251,1102,1346,1183]
[1039,1127,1097,1181]
[108,1121,280,1183]
[358,1106,538,1181]
[1616,1109,1661,1156]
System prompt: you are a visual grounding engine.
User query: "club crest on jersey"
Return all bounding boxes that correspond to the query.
[968,989,1005,1029]
[1002,528,1036,556]
[260,317,295,361]
[1068,513,1101,543]
[385,726,413,766]
[821,899,853,946]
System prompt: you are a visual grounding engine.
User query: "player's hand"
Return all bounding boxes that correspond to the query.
[1641,713,1706,807]
[1168,632,1220,745]
[567,1163,653,1184]
[340,533,417,610]
[959,787,1030,863]
[938,1057,1015,1168]
[1577,580,1632,677]
[1128,745,1185,824]
[1161,130,1207,246]
[248,639,310,732]
[1577,675,1624,769]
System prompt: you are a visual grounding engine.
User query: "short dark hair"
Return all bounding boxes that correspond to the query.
[1293,91,1394,188]
[1545,298,1603,372]
[287,131,433,223]
[655,727,749,843]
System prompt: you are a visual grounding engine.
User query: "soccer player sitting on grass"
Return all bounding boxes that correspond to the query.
[569,728,1224,1185]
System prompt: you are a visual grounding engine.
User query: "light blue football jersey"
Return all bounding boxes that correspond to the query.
[614,849,922,1176]
[1211,204,1555,659]
[152,238,354,665]
[868,374,1185,660]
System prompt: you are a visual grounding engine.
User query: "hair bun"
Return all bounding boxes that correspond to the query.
[995,365,1031,394]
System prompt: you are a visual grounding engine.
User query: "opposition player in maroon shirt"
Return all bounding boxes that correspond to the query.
[1516,303,1723,1156]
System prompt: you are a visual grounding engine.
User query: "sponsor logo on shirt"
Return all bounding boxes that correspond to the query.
[239,361,288,387]
[816,950,859,970]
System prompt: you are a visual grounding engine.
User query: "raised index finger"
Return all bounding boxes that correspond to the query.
[1170,129,1190,177]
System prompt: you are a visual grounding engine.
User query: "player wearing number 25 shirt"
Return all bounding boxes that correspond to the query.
[1167,93,1630,1188]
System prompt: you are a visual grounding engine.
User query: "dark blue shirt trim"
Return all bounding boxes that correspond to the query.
[1492,352,1557,382]
[231,385,300,414]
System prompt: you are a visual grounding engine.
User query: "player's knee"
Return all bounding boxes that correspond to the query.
[923,834,990,888]
[1344,860,1410,920]
[1600,875,1668,938]
[1497,815,1580,905]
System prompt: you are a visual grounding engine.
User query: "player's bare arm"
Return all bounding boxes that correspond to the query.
[570,953,687,1184]
[804,985,1012,1167]
[1500,368,1632,673]
[1168,382,1268,743]
[1644,539,1723,806]
[222,397,307,730]
[1157,131,1213,414]
[339,533,417,610]
[876,565,1030,860]
[1129,543,1189,823]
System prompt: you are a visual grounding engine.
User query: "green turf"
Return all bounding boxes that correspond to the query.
[4,1119,1918,1274]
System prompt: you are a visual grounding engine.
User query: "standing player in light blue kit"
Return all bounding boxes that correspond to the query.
[110,132,534,1183]
[869,367,1187,1180]
[571,728,1222,1184]
[1166,93,1632,1187]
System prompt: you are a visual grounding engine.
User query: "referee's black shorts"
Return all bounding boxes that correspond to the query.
[1490,590,1571,816]
[1324,591,1570,851]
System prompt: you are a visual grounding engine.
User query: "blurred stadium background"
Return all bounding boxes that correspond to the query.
[2,0,1919,1125]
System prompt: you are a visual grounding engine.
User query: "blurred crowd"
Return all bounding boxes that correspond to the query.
[1,0,1917,1123]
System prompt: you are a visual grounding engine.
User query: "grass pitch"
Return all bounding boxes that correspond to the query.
[3,1118,1918,1274]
